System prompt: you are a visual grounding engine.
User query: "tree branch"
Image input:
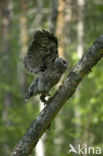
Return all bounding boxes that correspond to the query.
[12,35,103,156]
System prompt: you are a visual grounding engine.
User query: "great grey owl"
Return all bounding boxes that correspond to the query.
[23,30,68,104]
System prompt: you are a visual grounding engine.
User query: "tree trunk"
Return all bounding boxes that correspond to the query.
[0,0,12,155]
[56,0,66,58]
[49,0,58,33]
[77,0,85,58]
[34,0,43,30]
[35,100,45,156]
[74,0,85,149]
[18,0,28,94]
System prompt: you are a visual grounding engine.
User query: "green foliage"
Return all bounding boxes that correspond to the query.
[0,0,103,155]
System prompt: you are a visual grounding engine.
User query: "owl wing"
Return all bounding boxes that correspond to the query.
[23,30,58,74]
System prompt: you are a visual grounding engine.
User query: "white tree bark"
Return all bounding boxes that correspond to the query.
[77,0,85,59]
[35,101,45,156]
[75,0,85,149]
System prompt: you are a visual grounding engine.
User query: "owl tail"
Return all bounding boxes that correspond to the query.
[25,78,39,101]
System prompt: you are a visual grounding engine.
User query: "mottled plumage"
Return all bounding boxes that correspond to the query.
[23,30,68,103]
[23,30,58,74]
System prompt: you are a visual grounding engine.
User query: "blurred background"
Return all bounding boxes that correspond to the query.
[0,0,103,155]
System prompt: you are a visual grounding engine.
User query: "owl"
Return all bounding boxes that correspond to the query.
[23,30,68,104]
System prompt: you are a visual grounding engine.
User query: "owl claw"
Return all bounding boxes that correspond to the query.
[40,94,51,105]
[40,94,48,105]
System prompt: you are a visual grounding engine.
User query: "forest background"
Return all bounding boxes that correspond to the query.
[0,0,103,155]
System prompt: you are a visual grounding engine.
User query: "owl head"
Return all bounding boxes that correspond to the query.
[54,58,68,73]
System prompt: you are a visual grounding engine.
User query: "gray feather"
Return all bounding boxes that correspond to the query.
[23,30,68,103]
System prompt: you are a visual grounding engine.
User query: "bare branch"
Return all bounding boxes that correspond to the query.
[12,35,103,156]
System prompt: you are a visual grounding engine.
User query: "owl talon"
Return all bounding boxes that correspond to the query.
[40,95,48,105]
